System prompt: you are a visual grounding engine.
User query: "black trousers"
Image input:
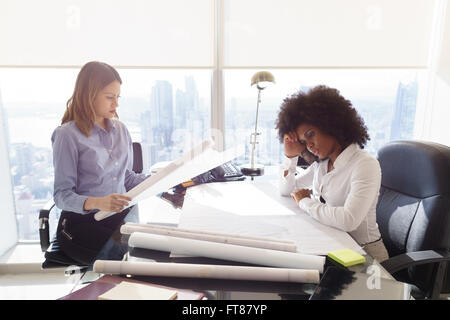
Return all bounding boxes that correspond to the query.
[56,207,132,266]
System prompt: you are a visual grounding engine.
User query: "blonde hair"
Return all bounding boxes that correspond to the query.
[62,61,122,136]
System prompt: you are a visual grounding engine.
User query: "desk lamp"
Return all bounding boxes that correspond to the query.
[241,71,275,178]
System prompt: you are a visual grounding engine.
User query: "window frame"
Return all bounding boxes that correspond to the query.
[0,0,446,250]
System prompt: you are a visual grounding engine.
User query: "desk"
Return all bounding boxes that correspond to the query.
[72,166,398,300]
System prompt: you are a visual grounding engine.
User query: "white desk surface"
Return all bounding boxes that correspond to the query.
[137,170,364,256]
[135,174,395,280]
[178,180,364,255]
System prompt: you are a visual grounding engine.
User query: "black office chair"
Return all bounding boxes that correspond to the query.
[376,140,450,299]
[39,142,144,270]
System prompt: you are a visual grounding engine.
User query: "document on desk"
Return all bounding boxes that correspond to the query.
[95,140,244,221]
[177,181,365,255]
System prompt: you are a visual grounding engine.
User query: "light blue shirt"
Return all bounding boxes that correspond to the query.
[51,119,148,214]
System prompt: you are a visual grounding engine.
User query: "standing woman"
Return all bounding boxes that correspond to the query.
[276,85,389,262]
[52,61,149,265]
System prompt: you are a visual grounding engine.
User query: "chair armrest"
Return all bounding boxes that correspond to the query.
[381,250,450,274]
[381,250,450,299]
[39,199,56,252]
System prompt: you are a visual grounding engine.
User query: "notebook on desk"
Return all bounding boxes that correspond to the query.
[58,274,205,300]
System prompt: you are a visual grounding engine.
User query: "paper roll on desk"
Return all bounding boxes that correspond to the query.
[128,232,325,273]
[93,260,320,284]
[124,222,294,243]
[95,140,243,221]
[120,223,297,253]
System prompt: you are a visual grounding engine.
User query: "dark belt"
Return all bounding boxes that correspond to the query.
[362,237,382,247]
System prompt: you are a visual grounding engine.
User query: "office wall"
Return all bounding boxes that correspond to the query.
[429,77,450,146]
[437,0,450,84]
[0,90,18,255]
[430,1,450,146]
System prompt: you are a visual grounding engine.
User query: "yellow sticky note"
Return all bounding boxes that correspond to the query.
[327,249,366,267]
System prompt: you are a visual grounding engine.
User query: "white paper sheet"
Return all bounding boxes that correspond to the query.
[95,140,243,221]
[177,181,365,255]
[93,260,320,284]
[128,232,325,272]
[121,223,297,252]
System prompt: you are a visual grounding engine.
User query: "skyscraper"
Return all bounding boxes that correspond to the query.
[150,80,174,148]
[175,89,187,128]
[390,81,418,141]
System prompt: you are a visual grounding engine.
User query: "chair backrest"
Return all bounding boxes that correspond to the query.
[132,142,143,174]
[376,140,450,292]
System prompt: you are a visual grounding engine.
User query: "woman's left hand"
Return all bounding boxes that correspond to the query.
[291,189,311,204]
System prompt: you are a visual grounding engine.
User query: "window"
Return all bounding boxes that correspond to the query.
[0,68,76,241]
[118,69,212,170]
[0,0,444,246]
[0,68,211,241]
[224,69,425,166]
[221,0,435,164]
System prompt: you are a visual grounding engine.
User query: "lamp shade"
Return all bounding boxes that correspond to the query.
[251,71,275,89]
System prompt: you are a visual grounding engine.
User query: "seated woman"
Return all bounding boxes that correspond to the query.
[276,85,389,262]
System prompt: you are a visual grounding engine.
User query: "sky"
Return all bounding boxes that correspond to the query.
[0,67,424,105]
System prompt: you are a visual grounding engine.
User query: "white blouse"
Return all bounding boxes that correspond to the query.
[279,143,382,245]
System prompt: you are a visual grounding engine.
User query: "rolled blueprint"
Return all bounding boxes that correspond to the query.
[120,223,297,253]
[93,260,320,284]
[128,232,325,273]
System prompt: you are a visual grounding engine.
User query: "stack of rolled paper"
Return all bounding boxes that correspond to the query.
[120,222,298,252]
[104,223,325,284]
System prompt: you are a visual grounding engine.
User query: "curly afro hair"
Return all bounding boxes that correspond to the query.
[275,85,370,149]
